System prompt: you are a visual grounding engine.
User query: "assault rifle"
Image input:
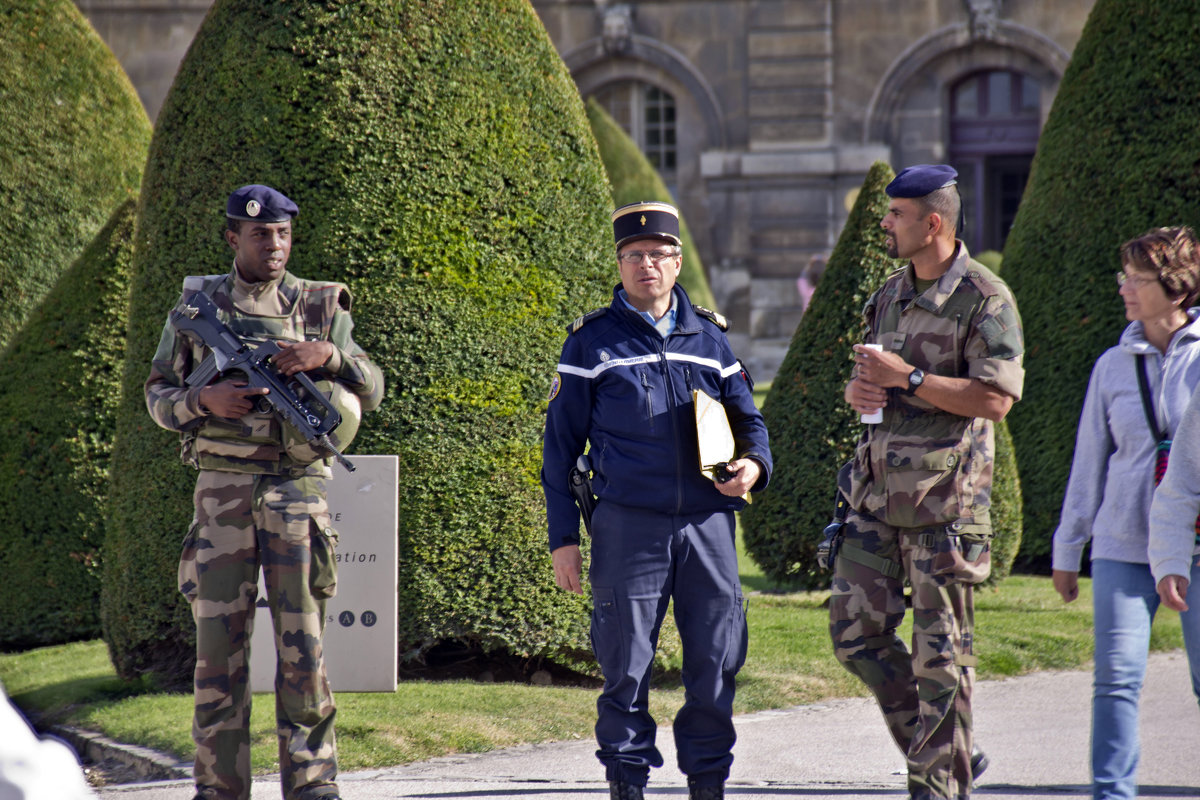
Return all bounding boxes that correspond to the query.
[170,291,356,472]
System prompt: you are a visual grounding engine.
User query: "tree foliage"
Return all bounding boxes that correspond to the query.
[585,98,717,310]
[102,0,614,682]
[1001,0,1200,568]
[0,0,149,353]
[0,200,136,649]
[741,162,900,587]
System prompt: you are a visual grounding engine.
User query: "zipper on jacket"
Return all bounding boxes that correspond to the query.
[640,370,654,429]
[656,341,687,514]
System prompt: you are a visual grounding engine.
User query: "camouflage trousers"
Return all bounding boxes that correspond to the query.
[178,470,340,800]
[829,508,991,800]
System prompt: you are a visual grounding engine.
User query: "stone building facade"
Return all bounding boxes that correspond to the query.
[76,0,1096,379]
[530,0,1095,378]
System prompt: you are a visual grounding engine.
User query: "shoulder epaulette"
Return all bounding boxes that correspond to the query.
[964,261,1002,297]
[693,304,728,331]
[567,307,607,334]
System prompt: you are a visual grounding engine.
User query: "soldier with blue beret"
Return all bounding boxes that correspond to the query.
[146,184,384,800]
[831,164,1025,800]
[542,201,772,800]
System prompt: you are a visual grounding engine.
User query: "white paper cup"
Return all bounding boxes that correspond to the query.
[859,343,884,424]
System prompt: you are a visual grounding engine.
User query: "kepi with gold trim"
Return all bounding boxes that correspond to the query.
[612,201,682,249]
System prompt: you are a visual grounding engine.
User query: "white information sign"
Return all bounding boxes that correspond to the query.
[250,455,398,692]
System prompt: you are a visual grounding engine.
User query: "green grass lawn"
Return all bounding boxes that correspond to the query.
[0,538,1184,776]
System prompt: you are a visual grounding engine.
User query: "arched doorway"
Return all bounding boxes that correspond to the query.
[949,69,1041,254]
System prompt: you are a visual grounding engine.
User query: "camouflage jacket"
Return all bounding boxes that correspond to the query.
[847,244,1024,529]
[145,268,384,476]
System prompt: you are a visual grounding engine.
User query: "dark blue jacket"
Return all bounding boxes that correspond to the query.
[542,285,772,551]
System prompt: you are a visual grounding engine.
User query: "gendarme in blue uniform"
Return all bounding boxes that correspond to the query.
[542,202,771,800]
[543,284,770,549]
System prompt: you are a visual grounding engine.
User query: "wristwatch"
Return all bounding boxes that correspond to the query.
[905,368,925,394]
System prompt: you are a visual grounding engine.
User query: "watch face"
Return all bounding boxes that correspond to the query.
[909,369,924,389]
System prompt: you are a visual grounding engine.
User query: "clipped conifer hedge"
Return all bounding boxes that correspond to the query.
[103,0,614,682]
[742,162,899,587]
[0,0,149,353]
[742,161,1023,587]
[586,98,717,310]
[0,199,137,649]
[1002,0,1200,568]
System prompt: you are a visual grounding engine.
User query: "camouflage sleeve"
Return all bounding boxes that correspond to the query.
[144,314,208,432]
[325,307,384,413]
[964,286,1024,400]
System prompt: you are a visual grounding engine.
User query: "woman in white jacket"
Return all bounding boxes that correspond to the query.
[1053,226,1200,800]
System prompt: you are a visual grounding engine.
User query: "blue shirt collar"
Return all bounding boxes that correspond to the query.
[619,289,678,337]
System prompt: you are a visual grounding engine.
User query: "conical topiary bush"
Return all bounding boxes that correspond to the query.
[1001,0,1200,568]
[0,0,150,353]
[586,97,717,310]
[102,0,614,683]
[741,161,899,588]
[0,198,137,649]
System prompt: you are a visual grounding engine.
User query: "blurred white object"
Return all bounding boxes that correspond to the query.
[0,681,96,799]
[860,344,885,424]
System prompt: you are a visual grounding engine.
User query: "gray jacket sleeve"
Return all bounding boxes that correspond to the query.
[1052,359,1113,572]
[1148,384,1200,583]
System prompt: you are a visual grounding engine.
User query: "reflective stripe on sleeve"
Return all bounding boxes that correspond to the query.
[556,352,741,380]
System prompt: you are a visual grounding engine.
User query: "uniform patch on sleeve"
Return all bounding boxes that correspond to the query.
[548,373,562,402]
[976,304,1023,360]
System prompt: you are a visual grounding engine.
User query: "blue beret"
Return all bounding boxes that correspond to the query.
[226,184,299,222]
[612,201,682,249]
[886,165,958,198]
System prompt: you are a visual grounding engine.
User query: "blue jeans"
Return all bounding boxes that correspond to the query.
[1091,558,1200,800]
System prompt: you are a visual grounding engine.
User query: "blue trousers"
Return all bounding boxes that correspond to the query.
[588,501,748,788]
[1090,558,1200,800]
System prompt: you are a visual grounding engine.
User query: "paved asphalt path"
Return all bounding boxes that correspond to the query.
[94,651,1199,800]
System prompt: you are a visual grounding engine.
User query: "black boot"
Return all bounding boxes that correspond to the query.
[610,780,645,800]
[970,745,989,781]
[688,778,725,800]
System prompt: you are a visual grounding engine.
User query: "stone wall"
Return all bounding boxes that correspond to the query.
[532,0,1095,380]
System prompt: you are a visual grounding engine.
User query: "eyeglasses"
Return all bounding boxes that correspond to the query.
[1116,271,1157,289]
[619,249,679,264]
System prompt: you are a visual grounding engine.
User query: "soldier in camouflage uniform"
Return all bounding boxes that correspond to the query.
[833,165,1024,800]
[145,185,384,800]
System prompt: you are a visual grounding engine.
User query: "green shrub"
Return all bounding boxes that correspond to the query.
[0,200,136,649]
[975,250,1003,273]
[1001,0,1200,569]
[0,0,149,353]
[742,161,1023,587]
[585,98,717,310]
[102,0,614,682]
[741,162,899,587]
[987,415,1023,584]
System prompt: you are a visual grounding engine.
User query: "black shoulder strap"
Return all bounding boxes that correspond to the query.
[1135,354,1165,441]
